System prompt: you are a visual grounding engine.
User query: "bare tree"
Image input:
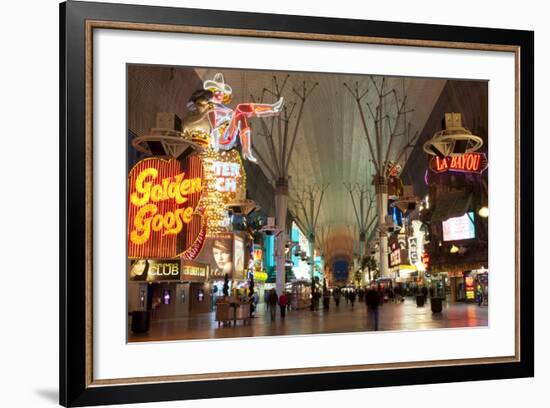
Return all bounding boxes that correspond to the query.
[290,184,329,307]
[250,76,318,295]
[344,77,419,277]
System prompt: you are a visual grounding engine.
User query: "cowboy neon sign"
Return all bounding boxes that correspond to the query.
[429,152,488,174]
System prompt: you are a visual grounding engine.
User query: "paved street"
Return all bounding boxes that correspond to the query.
[129,298,488,342]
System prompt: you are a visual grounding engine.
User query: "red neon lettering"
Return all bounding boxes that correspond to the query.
[465,154,474,170]
[450,156,459,169]
[435,156,448,171]
[430,153,485,174]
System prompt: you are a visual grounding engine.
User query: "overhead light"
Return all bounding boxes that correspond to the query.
[478,206,489,218]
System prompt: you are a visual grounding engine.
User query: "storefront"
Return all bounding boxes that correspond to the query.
[128,259,186,318]
[181,261,211,313]
[128,258,214,318]
[435,266,488,302]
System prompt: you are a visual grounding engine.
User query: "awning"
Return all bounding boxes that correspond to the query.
[430,191,473,222]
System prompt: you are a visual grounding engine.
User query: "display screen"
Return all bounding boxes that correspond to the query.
[442,212,476,241]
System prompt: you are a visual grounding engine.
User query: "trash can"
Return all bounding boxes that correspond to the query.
[430,297,443,313]
[416,295,425,307]
[131,310,151,334]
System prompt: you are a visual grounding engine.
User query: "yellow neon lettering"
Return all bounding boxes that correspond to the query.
[131,168,157,206]
[130,203,157,244]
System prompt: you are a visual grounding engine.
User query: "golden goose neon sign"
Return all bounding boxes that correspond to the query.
[130,167,202,245]
[128,158,204,252]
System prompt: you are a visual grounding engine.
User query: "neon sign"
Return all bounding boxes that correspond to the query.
[212,161,240,192]
[128,157,205,258]
[464,275,475,300]
[389,249,401,267]
[130,167,201,244]
[429,152,488,174]
[199,148,246,234]
[203,73,283,162]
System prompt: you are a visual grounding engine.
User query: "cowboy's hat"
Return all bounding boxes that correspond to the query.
[203,73,233,95]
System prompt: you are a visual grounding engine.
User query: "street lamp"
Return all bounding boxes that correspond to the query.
[478,206,489,218]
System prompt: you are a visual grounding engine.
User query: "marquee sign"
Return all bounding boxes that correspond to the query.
[128,157,206,258]
[181,261,209,282]
[429,152,488,174]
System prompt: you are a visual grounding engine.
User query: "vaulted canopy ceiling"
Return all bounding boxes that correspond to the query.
[194,68,446,265]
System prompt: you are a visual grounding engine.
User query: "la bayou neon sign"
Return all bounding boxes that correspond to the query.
[429,152,488,174]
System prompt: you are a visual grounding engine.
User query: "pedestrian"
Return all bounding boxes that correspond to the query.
[394,285,403,303]
[333,288,341,307]
[349,289,356,308]
[388,287,395,303]
[365,284,381,331]
[249,292,256,317]
[279,292,289,318]
[323,290,330,310]
[287,291,292,312]
[476,284,483,306]
[268,289,278,322]
[421,285,428,302]
[264,290,270,314]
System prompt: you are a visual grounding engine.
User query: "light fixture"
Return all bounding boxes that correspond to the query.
[450,245,459,254]
[478,206,489,218]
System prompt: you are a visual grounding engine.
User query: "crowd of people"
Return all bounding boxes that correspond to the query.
[222,283,452,332]
[247,284,411,331]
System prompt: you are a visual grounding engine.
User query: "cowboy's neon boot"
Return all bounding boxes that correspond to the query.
[240,128,257,163]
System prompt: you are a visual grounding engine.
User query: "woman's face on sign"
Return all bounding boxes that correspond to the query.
[130,259,147,277]
[213,247,231,268]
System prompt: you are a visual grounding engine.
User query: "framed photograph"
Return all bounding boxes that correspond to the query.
[60,0,534,406]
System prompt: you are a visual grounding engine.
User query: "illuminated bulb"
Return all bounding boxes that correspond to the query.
[450,245,459,254]
[478,206,489,218]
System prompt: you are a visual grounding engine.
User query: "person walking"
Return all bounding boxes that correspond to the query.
[421,285,428,302]
[323,290,330,310]
[388,287,395,303]
[394,285,403,303]
[333,288,341,307]
[365,285,381,331]
[268,289,278,322]
[279,292,289,318]
[349,289,356,308]
[264,290,271,314]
